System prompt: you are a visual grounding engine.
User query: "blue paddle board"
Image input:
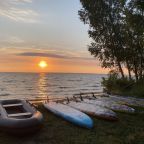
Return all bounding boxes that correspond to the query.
[43,102,93,129]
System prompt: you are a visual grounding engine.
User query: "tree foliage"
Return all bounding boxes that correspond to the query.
[79,0,144,81]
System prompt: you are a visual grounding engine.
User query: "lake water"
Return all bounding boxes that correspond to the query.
[0,73,106,100]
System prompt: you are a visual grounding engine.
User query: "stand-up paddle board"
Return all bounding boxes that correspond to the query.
[83,98,135,113]
[66,101,118,121]
[43,102,93,129]
[108,95,144,108]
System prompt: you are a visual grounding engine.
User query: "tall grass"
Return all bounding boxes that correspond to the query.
[102,70,144,97]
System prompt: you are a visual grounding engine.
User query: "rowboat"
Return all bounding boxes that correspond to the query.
[0,99,43,134]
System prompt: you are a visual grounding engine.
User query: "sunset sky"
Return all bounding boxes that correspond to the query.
[0,0,109,74]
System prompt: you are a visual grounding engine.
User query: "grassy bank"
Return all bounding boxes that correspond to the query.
[0,105,144,144]
[102,71,144,98]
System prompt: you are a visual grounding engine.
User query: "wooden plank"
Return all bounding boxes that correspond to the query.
[28,97,63,101]
[73,92,104,96]
[27,92,107,105]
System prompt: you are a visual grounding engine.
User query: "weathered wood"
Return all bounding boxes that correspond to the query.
[27,92,106,105]
[73,92,104,96]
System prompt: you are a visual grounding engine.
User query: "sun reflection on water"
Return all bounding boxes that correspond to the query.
[37,73,48,98]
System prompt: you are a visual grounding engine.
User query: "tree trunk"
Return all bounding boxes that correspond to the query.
[134,62,139,82]
[140,60,143,80]
[117,61,125,79]
[139,51,143,80]
[126,61,132,80]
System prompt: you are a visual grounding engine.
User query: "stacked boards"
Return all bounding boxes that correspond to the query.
[82,98,135,113]
[66,101,118,121]
[43,94,135,129]
[108,95,144,108]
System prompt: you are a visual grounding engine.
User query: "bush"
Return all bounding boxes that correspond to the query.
[102,70,144,97]
[102,70,135,95]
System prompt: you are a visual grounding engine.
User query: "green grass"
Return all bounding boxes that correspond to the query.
[1,105,144,144]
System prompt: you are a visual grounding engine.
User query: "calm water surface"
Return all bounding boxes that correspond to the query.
[0,73,106,100]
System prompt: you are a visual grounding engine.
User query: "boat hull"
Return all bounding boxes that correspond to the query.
[0,99,43,134]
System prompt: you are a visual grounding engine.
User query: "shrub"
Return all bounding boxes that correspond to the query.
[102,70,135,94]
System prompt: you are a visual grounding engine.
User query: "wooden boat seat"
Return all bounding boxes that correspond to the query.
[3,103,22,108]
[8,112,32,117]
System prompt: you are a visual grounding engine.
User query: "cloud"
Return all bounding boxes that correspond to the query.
[17,52,93,60]
[12,0,32,3]
[0,0,38,23]
[0,36,25,46]
[9,36,25,44]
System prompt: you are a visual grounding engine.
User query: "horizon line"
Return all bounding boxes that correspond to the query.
[0,71,107,75]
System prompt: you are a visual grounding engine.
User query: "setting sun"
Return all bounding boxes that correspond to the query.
[38,61,48,68]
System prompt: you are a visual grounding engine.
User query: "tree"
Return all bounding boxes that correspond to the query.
[79,0,144,81]
[124,0,144,80]
[79,0,126,78]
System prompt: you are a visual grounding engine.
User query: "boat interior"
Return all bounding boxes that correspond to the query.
[2,100,32,119]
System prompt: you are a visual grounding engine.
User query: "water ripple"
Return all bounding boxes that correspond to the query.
[0,73,106,99]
